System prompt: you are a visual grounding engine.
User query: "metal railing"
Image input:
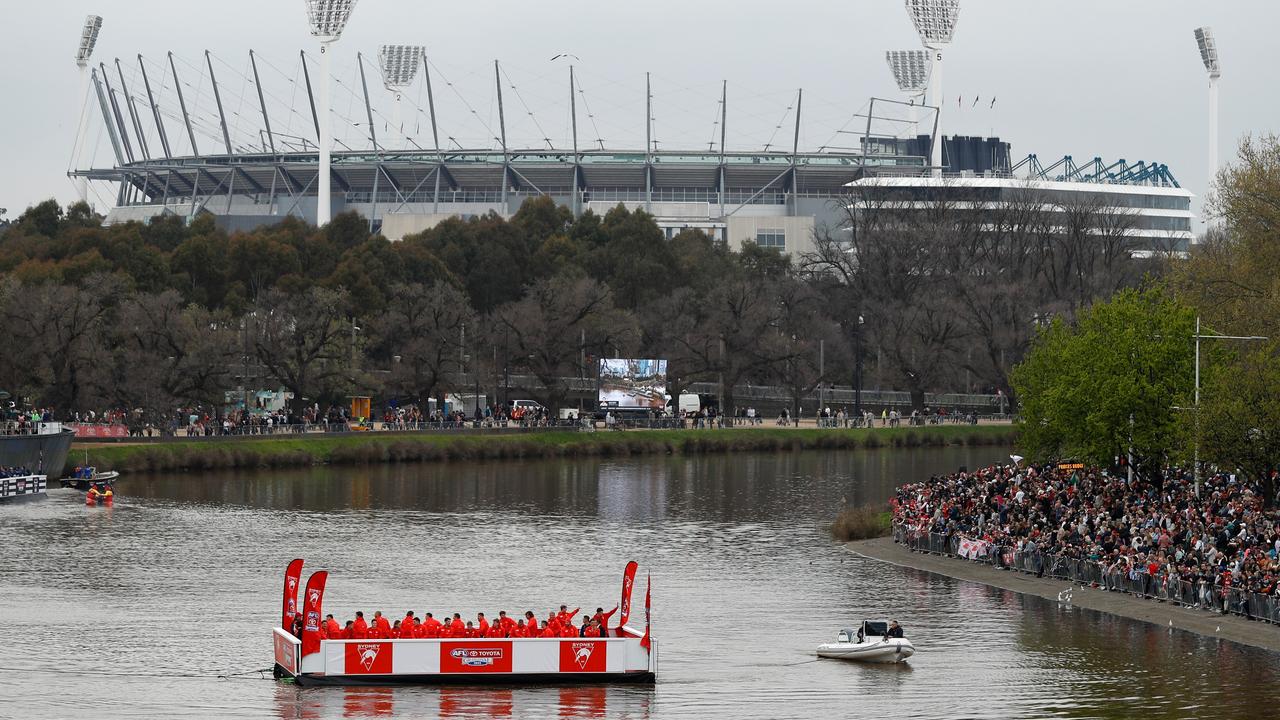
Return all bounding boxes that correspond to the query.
[893,526,1280,625]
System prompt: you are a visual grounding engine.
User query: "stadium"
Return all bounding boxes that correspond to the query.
[67,3,1199,256]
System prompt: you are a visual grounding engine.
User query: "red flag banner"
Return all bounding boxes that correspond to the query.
[300,571,328,659]
[282,559,303,630]
[618,561,639,629]
[640,574,651,651]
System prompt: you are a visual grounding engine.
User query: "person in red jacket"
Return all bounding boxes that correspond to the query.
[498,611,516,636]
[423,613,442,637]
[449,613,465,637]
[374,611,392,638]
[515,619,528,637]
[476,613,490,637]
[557,606,579,626]
[582,618,603,638]
[342,620,355,639]
[485,621,506,638]
[523,611,537,634]
[391,620,402,639]
[592,606,618,634]
[411,617,426,638]
[559,621,579,638]
[538,621,556,638]
[352,612,369,639]
[324,615,342,640]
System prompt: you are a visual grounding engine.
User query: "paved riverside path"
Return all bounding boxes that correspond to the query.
[848,536,1280,654]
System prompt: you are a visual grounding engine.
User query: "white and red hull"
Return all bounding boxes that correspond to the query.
[273,628,657,686]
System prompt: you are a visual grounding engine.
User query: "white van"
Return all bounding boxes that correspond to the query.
[669,393,701,416]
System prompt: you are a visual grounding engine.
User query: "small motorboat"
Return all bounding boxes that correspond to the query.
[62,466,120,491]
[816,621,915,664]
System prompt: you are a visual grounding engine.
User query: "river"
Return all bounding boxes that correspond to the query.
[2,446,1278,719]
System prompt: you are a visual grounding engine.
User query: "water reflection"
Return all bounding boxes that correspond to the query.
[272,685,647,719]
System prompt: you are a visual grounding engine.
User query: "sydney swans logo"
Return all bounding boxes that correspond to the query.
[357,644,381,671]
[307,588,321,606]
[571,642,596,670]
[288,577,298,592]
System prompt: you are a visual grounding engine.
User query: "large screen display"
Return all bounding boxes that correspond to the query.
[598,359,668,409]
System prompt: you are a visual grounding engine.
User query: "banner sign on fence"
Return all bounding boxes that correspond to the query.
[69,424,128,438]
[956,538,990,560]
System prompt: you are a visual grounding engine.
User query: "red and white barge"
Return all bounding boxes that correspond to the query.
[272,560,658,687]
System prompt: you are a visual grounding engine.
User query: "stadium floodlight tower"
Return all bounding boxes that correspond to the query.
[72,14,104,203]
[885,50,932,134]
[1194,27,1221,207]
[905,0,960,177]
[303,0,359,226]
[378,45,423,147]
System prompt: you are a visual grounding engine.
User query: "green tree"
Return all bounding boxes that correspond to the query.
[1011,287,1195,473]
[1198,344,1280,505]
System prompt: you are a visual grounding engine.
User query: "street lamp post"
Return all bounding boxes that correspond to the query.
[378,44,424,148]
[303,0,359,227]
[853,314,865,422]
[1191,316,1268,497]
[73,15,104,204]
[1194,27,1222,221]
[905,0,960,177]
[885,50,931,134]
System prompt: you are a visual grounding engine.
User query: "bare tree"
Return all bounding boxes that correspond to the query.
[249,286,352,413]
[494,274,636,413]
[375,282,476,410]
[112,291,237,421]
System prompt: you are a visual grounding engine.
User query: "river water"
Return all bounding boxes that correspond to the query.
[2,446,1279,719]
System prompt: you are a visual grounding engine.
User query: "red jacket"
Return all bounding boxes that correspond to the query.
[352,617,369,639]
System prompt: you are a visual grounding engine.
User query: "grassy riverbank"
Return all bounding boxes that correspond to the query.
[70,424,1017,475]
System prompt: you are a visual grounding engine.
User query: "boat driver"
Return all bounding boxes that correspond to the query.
[886,621,904,639]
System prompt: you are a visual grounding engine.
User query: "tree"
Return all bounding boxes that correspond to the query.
[1011,287,1195,472]
[374,282,475,409]
[249,287,352,411]
[1198,344,1280,505]
[1171,134,1280,341]
[111,291,236,419]
[494,274,636,412]
[0,274,124,411]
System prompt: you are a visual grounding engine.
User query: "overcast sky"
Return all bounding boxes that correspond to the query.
[2,0,1277,225]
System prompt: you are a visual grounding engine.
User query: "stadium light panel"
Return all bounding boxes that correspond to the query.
[905,0,960,49]
[76,15,103,66]
[886,50,931,94]
[1194,27,1221,78]
[379,45,423,89]
[304,0,358,42]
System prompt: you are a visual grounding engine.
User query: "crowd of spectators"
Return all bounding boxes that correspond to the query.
[893,462,1280,606]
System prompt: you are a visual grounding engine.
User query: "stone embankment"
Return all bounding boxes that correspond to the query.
[848,536,1280,653]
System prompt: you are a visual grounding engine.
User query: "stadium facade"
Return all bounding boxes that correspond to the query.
[73,51,1194,257]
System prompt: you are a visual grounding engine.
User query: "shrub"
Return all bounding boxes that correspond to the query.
[830,505,892,542]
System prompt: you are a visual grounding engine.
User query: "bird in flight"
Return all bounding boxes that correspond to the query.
[551,53,581,62]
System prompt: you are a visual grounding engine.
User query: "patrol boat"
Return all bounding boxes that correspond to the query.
[272,559,658,686]
[816,621,915,663]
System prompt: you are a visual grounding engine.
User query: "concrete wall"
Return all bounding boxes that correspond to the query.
[725,215,817,256]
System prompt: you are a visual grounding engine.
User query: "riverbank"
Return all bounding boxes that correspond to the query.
[69,424,1016,475]
[847,537,1280,653]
